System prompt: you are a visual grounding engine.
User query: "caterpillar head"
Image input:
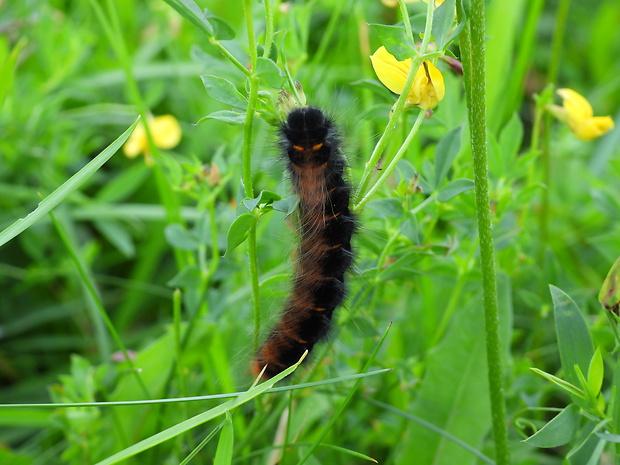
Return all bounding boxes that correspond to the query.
[281,106,331,147]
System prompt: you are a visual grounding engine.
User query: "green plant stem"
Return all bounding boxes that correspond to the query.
[90,0,186,270]
[355,0,435,206]
[243,0,262,350]
[459,0,509,463]
[48,210,151,400]
[210,38,251,77]
[262,0,275,59]
[539,0,570,259]
[355,109,426,211]
[297,325,392,465]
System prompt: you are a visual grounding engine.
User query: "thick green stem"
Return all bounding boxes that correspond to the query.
[243,0,262,350]
[460,0,510,463]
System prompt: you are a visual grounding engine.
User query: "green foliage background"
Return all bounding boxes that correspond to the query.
[1,0,619,463]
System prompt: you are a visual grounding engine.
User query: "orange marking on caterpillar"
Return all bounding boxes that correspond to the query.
[282,327,308,344]
[311,143,323,151]
[324,212,341,221]
[293,145,305,152]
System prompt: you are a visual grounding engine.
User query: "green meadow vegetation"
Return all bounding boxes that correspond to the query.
[1,0,620,463]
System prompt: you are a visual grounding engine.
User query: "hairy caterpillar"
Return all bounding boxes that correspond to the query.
[252,106,355,379]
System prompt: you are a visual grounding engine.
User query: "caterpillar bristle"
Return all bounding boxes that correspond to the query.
[252,106,356,379]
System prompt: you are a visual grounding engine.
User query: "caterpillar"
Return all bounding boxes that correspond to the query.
[251,106,355,379]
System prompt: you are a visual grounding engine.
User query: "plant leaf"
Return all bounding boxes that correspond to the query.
[550,285,595,395]
[224,213,257,256]
[256,57,284,88]
[434,125,463,188]
[196,110,246,126]
[165,223,200,251]
[366,198,403,219]
[369,24,416,61]
[0,119,139,248]
[95,354,305,465]
[587,347,604,399]
[162,0,213,37]
[437,178,474,202]
[523,403,580,448]
[530,368,585,399]
[213,412,234,465]
[200,75,247,110]
[432,0,456,51]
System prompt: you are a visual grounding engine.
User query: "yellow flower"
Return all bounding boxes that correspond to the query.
[548,89,614,141]
[370,46,445,110]
[123,115,182,158]
[380,0,417,7]
[421,0,445,6]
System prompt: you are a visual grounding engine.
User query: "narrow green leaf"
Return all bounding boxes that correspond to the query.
[587,347,604,399]
[0,119,139,249]
[523,403,580,448]
[204,10,235,40]
[165,223,200,251]
[595,431,620,443]
[256,57,285,88]
[242,190,282,212]
[196,110,246,126]
[366,198,403,219]
[573,364,590,397]
[162,0,214,37]
[94,354,304,465]
[396,297,493,463]
[432,0,457,50]
[167,266,201,288]
[200,75,247,110]
[599,255,620,315]
[434,125,463,188]
[566,421,608,463]
[530,368,585,399]
[550,285,595,391]
[273,195,299,218]
[213,412,234,465]
[378,251,423,282]
[224,213,257,256]
[349,79,394,100]
[93,220,135,258]
[369,24,416,61]
[399,212,420,244]
[0,36,27,107]
[499,112,524,166]
[437,178,474,202]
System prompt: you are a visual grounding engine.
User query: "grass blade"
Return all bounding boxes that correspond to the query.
[0,118,139,248]
[94,354,305,465]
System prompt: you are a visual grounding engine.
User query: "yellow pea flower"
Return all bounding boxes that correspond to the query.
[123,114,182,160]
[420,0,445,6]
[547,89,614,141]
[370,46,445,110]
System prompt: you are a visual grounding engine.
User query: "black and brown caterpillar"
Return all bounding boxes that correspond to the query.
[252,107,355,379]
